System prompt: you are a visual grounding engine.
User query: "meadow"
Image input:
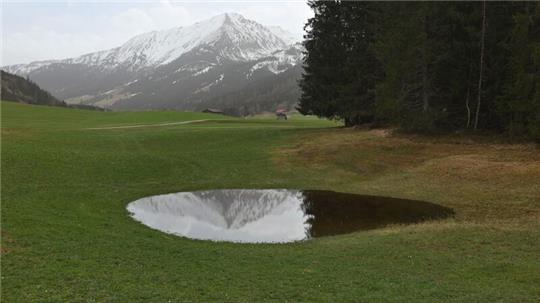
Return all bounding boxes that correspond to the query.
[2,101,539,302]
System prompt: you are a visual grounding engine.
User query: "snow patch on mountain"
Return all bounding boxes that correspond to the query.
[194,74,224,94]
[193,66,213,76]
[247,43,303,77]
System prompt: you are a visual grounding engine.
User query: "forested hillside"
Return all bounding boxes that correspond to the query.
[1,70,66,107]
[200,65,302,116]
[299,1,539,140]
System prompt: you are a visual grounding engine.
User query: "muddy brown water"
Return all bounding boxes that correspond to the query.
[127,189,454,243]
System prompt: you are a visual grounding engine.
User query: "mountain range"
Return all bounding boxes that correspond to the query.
[3,13,303,113]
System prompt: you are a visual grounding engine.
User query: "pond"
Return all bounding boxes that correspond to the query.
[127,189,454,243]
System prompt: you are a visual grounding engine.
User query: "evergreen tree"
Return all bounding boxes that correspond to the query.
[298,0,381,126]
[333,1,381,126]
[298,0,347,121]
[498,3,540,140]
[374,3,441,131]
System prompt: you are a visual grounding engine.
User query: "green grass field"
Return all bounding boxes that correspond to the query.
[2,101,539,302]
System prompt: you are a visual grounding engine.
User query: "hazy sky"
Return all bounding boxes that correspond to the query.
[1,0,312,66]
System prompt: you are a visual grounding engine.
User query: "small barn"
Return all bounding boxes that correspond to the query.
[276,109,288,120]
[202,108,224,115]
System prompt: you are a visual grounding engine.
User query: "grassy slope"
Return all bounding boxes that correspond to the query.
[2,102,539,302]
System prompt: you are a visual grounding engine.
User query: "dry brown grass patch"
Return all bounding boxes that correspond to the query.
[273,128,540,226]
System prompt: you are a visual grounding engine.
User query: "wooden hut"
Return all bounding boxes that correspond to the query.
[202,108,224,115]
[275,109,288,120]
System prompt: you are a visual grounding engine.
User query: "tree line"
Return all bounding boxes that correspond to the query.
[298,1,539,140]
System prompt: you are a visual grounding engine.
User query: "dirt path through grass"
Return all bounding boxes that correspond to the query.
[84,119,211,130]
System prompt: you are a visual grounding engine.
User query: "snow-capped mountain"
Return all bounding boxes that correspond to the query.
[8,13,292,74]
[3,13,303,112]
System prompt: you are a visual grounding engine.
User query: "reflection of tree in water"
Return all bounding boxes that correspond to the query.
[300,191,454,238]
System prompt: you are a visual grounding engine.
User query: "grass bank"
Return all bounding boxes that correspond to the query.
[2,102,539,302]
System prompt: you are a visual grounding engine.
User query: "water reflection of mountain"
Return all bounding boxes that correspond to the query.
[127,189,454,243]
[131,189,302,229]
[198,189,299,228]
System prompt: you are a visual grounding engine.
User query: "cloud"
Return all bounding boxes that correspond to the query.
[237,2,312,39]
[2,2,195,65]
[111,3,193,35]
[146,2,193,29]
[3,27,112,65]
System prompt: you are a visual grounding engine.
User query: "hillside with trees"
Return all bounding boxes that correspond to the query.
[1,70,107,111]
[200,65,302,116]
[1,70,66,107]
[299,1,540,140]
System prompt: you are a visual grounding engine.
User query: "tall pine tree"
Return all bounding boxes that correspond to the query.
[299,0,381,126]
[497,3,540,140]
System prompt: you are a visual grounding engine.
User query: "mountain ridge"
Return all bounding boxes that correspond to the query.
[4,13,303,112]
[5,13,297,74]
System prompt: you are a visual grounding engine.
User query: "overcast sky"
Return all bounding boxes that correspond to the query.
[1,0,312,66]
